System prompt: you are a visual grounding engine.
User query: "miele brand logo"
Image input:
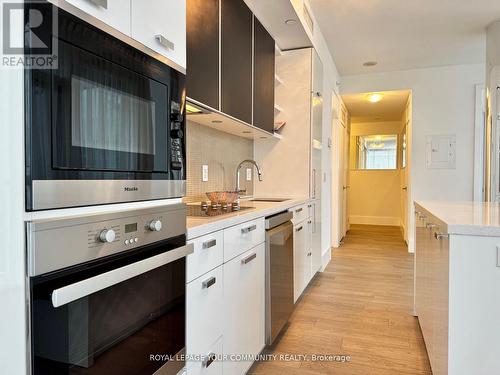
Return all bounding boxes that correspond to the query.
[124,187,139,192]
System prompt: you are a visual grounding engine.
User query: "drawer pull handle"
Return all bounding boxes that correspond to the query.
[434,232,449,240]
[202,239,217,249]
[295,208,303,213]
[203,352,216,368]
[426,223,437,229]
[88,0,108,9]
[308,204,312,208]
[241,252,257,265]
[155,34,175,50]
[241,224,257,234]
[296,226,303,232]
[202,276,216,289]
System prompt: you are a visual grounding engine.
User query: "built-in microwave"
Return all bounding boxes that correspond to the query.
[25,2,186,211]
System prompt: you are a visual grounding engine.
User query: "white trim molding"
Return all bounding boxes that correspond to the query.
[320,247,332,272]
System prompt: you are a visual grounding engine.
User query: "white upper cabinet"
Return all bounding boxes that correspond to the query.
[131,0,187,69]
[65,0,131,35]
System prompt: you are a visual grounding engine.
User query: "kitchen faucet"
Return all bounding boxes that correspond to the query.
[236,159,263,195]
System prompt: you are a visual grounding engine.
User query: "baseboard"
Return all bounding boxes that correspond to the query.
[349,215,401,226]
[408,238,415,253]
[320,247,331,272]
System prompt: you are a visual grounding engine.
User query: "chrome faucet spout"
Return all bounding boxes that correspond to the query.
[236,159,263,194]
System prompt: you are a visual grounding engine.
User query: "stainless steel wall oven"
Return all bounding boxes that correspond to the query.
[27,204,192,375]
[25,2,186,211]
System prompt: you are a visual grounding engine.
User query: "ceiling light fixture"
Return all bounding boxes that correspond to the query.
[363,61,378,67]
[285,19,297,25]
[367,93,384,103]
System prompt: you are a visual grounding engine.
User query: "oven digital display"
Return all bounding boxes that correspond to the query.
[125,223,138,233]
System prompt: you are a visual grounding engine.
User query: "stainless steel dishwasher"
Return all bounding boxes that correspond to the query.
[265,211,294,345]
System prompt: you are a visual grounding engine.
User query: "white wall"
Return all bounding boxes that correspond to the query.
[342,63,485,251]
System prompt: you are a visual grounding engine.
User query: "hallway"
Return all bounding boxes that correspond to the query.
[250,225,432,375]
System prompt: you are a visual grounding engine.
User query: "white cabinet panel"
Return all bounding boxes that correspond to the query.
[223,244,265,375]
[291,203,308,224]
[187,231,223,283]
[223,218,265,262]
[65,0,131,35]
[186,336,223,375]
[293,222,307,302]
[186,267,223,359]
[131,0,186,69]
[310,200,322,273]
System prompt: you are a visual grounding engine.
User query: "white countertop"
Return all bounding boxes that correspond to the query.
[415,201,500,237]
[187,197,310,239]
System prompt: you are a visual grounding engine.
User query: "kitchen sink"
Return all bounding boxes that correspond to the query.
[249,198,290,202]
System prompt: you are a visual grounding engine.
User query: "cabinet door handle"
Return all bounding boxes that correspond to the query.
[241,224,257,234]
[312,169,317,199]
[426,223,437,229]
[88,0,108,8]
[307,251,312,257]
[241,253,257,264]
[308,220,312,224]
[155,34,175,50]
[434,232,449,240]
[203,352,216,368]
[241,252,257,265]
[202,239,217,249]
[296,226,303,232]
[202,276,216,289]
[295,208,303,214]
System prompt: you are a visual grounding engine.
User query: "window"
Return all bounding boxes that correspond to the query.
[352,135,398,170]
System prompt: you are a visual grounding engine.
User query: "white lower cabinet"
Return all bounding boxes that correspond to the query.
[293,216,313,302]
[186,266,223,360]
[223,244,265,375]
[186,336,223,375]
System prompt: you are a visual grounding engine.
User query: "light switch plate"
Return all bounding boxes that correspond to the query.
[202,165,209,182]
[246,168,252,181]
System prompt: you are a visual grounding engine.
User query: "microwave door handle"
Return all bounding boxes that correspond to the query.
[51,243,194,308]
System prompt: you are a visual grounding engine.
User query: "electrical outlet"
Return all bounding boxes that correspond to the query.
[202,165,209,182]
[246,168,252,181]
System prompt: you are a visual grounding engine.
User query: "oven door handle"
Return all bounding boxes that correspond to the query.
[51,243,194,308]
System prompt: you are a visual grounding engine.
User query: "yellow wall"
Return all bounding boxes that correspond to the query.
[348,121,405,226]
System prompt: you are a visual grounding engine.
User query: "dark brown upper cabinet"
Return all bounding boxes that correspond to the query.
[221,0,253,125]
[186,0,220,109]
[253,18,275,134]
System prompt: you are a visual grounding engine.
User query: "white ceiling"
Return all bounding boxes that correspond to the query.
[342,90,410,122]
[310,0,500,76]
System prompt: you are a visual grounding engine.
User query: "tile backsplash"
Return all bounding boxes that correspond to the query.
[185,121,254,203]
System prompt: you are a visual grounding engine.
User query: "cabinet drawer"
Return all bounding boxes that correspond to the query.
[291,203,309,224]
[187,266,223,359]
[223,244,265,375]
[223,218,265,262]
[186,336,223,375]
[187,231,223,283]
[65,0,131,35]
[131,0,187,69]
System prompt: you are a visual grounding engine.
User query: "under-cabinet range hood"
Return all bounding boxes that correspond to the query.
[186,98,282,140]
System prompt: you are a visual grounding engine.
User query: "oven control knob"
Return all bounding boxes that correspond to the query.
[99,229,116,243]
[148,220,162,232]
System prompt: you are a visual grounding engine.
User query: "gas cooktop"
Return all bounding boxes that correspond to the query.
[187,203,254,218]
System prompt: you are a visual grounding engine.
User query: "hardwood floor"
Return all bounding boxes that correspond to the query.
[249,225,432,375]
